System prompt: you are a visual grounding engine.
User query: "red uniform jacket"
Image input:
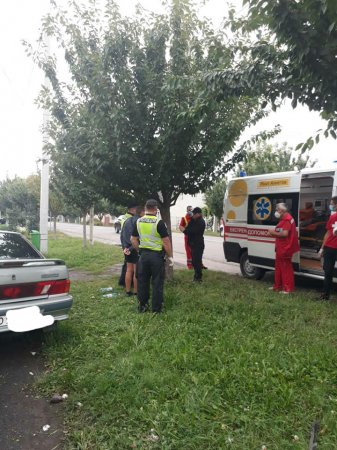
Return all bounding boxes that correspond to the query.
[180,214,191,228]
[275,212,300,258]
[324,212,337,249]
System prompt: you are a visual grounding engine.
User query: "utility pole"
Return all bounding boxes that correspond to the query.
[39,26,51,254]
[39,155,49,253]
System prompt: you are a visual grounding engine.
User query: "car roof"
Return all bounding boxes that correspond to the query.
[0,230,21,235]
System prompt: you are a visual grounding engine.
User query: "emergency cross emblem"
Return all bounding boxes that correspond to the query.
[254,197,271,220]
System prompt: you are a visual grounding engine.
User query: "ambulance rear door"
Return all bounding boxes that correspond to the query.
[299,169,336,275]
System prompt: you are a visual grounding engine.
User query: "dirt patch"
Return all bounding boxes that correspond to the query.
[69,263,185,283]
[68,263,123,281]
[0,332,64,450]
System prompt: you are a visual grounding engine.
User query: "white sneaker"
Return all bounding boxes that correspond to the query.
[279,291,291,294]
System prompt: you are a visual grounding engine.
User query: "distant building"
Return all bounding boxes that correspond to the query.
[170,193,205,230]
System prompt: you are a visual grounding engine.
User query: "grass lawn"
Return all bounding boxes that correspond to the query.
[39,236,337,449]
[47,233,123,272]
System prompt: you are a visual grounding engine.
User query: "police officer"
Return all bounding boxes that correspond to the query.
[131,199,173,313]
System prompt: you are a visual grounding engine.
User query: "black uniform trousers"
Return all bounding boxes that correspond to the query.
[137,250,165,312]
[190,243,204,281]
[323,246,337,298]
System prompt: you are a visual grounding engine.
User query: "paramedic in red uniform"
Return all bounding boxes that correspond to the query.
[179,206,193,269]
[268,203,300,293]
[318,196,337,300]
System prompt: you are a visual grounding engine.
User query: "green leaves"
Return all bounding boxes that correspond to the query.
[235,141,316,177]
[0,176,41,231]
[30,0,264,223]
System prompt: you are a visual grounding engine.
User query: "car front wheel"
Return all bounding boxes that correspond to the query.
[240,251,265,280]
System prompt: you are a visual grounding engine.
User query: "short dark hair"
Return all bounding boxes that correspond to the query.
[145,199,158,209]
[192,207,202,214]
[332,196,337,204]
[136,205,144,216]
[127,203,138,210]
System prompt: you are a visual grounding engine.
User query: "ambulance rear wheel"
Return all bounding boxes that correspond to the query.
[240,251,265,280]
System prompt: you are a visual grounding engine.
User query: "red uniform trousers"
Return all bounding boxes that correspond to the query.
[273,256,295,292]
[184,235,193,269]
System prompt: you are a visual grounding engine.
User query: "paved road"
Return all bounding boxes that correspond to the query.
[56,222,240,275]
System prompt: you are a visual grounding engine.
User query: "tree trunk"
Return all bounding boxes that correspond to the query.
[82,213,87,248]
[89,206,94,246]
[53,216,57,234]
[160,203,173,280]
[213,216,218,233]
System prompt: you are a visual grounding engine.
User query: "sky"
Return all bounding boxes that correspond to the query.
[0,0,336,183]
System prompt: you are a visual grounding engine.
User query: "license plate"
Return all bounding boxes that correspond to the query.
[0,315,8,327]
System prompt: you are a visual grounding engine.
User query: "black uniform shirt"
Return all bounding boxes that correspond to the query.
[184,217,205,246]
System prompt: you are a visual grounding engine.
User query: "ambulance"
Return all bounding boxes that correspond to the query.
[223,168,337,280]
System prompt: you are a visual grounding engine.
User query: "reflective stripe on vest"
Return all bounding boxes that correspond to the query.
[137,215,162,251]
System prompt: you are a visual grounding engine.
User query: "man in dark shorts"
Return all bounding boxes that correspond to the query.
[131,199,173,313]
[118,204,137,286]
[121,205,144,297]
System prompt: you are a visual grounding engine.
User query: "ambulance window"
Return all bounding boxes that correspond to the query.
[248,193,299,226]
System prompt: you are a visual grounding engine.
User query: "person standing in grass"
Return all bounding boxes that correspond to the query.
[183,207,206,283]
[121,205,145,297]
[318,196,337,301]
[131,199,173,313]
[268,202,300,294]
[118,204,137,287]
[179,205,193,269]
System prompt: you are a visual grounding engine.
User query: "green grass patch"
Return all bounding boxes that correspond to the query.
[39,236,337,449]
[47,233,123,272]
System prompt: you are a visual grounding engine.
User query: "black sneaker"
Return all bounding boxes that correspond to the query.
[138,304,149,313]
[126,291,133,297]
[316,294,329,301]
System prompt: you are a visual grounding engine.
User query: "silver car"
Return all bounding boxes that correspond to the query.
[0,231,73,333]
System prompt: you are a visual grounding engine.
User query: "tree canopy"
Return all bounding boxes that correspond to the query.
[206,0,337,151]
[0,176,40,231]
[235,142,316,176]
[204,179,227,220]
[28,0,267,229]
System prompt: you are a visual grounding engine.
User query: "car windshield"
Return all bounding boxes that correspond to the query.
[0,233,41,260]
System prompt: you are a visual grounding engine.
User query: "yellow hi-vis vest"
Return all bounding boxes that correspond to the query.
[137,215,163,251]
[121,213,132,230]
